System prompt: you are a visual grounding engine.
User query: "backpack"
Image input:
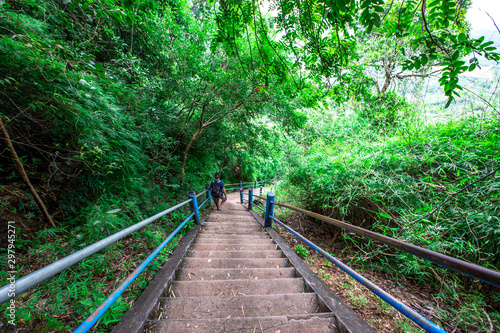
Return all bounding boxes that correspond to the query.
[211,180,223,197]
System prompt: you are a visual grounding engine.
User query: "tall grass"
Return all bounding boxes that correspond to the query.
[277,102,500,331]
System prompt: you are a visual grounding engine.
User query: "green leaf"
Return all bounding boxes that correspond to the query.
[420,55,428,66]
[379,212,391,219]
[481,41,495,47]
[445,97,452,108]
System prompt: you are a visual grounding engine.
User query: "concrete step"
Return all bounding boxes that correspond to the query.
[201,226,263,233]
[202,222,261,228]
[169,278,304,297]
[190,243,277,251]
[206,216,257,222]
[199,230,265,236]
[209,210,252,216]
[205,219,261,226]
[194,238,275,245]
[207,212,249,217]
[200,231,265,236]
[204,221,259,226]
[181,257,288,269]
[195,233,270,240]
[176,267,296,281]
[186,250,283,259]
[202,223,261,228]
[158,293,320,319]
[147,313,337,332]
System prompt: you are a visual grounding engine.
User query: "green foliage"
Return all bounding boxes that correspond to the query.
[284,108,500,265]
[358,91,416,130]
[1,0,499,331]
[294,244,309,259]
[213,0,499,107]
[0,181,202,331]
[0,0,294,211]
[275,96,500,330]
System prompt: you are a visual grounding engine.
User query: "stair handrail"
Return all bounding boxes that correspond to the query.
[248,191,500,287]
[0,188,209,333]
[268,213,446,333]
[274,201,500,287]
[244,191,500,333]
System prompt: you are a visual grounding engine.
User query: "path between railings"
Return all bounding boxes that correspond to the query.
[114,191,373,333]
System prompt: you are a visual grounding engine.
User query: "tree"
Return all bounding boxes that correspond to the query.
[157,9,307,184]
[211,0,500,107]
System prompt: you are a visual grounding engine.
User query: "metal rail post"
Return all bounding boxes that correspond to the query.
[187,191,200,225]
[240,189,244,204]
[260,186,263,196]
[254,180,257,188]
[264,192,275,228]
[248,189,253,211]
[239,181,242,190]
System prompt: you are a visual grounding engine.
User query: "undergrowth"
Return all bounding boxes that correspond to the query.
[274,105,500,332]
[0,183,209,331]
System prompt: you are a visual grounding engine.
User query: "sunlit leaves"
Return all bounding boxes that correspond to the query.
[359,0,384,33]
[211,0,498,108]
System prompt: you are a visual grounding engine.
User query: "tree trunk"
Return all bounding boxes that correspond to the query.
[180,127,204,186]
[380,70,391,94]
[178,98,250,186]
[0,117,56,227]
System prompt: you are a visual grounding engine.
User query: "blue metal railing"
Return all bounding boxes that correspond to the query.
[224,180,266,192]
[275,202,500,287]
[75,212,195,332]
[269,215,445,333]
[226,184,265,191]
[199,197,210,209]
[243,191,500,333]
[0,188,210,332]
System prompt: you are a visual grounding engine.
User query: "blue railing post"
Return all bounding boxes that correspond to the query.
[264,192,275,228]
[239,181,242,190]
[248,188,253,211]
[187,191,200,225]
[260,186,263,196]
[264,180,267,186]
[240,189,244,204]
[254,180,257,188]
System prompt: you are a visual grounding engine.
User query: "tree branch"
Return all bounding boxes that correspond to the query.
[0,117,56,227]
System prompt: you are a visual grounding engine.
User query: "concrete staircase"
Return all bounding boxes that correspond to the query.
[145,197,338,332]
[114,192,374,333]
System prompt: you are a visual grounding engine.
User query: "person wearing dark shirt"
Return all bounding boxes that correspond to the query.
[209,172,227,210]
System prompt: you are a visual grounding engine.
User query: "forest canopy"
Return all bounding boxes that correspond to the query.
[211,0,500,106]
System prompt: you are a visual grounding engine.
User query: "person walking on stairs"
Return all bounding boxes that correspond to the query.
[209,172,227,210]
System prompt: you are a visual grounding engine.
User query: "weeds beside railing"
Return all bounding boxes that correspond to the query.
[0,189,210,332]
[243,190,500,333]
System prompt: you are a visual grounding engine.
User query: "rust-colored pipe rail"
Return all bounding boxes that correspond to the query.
[275,202,500,287]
